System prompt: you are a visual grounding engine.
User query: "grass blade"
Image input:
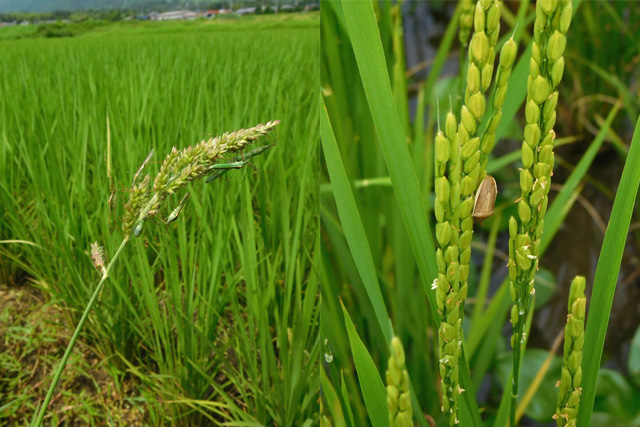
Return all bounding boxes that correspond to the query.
[341,302,390,427]
[577,114,640,426]
[321,369,347,427]
[340,0,438,299]
[339,2,482,424]
[321,99,393,344]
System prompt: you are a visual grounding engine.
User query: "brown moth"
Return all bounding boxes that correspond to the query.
[472,175,497,223]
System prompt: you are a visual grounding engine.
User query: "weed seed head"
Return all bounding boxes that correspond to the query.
[90,241,107,274]
[121,121,280,237]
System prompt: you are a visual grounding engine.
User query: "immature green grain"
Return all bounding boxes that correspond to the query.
[434,2,505,424]
[458,0,475,49]
[434,110,464,425]
[508,0,572,424]
[386,337,413,427]
[457,0,503,282]
[553,276,585,427]
[457,0,475,98]
[478,36,517,181]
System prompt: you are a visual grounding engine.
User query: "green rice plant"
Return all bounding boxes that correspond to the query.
[322,0,640,426]
[433,2,520,423]
[31,122,279,427]
[507,1,572,424]
[553,276,586,427]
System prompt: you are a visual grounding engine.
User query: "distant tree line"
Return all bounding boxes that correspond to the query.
[0,9,125,23]
[0,0,318,22]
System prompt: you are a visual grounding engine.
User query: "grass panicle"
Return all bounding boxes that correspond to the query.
[454,0,508,330]
[458,0,475,50]
[478,35,517,181]
[386,337,413,427]
[553,276,586,427]
[89,241,107,274]
[434,1,510,424]
[457,0,476,96]
[434,109,465,425]
[508,0,572,424]
[122,121,280,237]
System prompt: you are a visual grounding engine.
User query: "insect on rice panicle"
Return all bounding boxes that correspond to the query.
[166,193,191,224]
[472,175,497,224]
[205,143,275,183]
[133,219,146,237]
[132,149,155,186]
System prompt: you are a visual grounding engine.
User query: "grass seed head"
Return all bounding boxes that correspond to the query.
[433,2,509,424]
[509,3,573,425]
[554,276,586,427]
[458,0,475,48]
[386,337,413,427]
[90,241,107,274]
[121,121,280,237]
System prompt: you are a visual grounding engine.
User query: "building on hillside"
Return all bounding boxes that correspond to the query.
[204,9,232,18]
[235,7,257,15]
[153,11,199,21]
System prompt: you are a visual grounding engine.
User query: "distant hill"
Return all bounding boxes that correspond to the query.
[0,0,203,13]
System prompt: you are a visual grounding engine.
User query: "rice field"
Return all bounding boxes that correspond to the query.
[0,14,319,426]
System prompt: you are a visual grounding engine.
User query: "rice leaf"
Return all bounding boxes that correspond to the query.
[321,99,393,344]
[339,2,482,424]
[321,369,347,427]
[577,114,640,426]
[341,302,390,427]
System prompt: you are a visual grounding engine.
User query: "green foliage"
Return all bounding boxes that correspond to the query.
[0,13,320,41]
[629,325,640,389]
[36,20,109,38]
[577,113,640,426]
[321,1,640,426]
[592,369,640,425]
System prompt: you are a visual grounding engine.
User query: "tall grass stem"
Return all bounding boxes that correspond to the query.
[31,238,129,427]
